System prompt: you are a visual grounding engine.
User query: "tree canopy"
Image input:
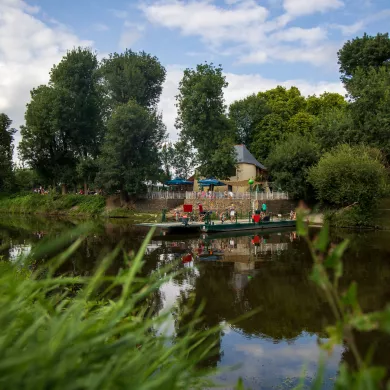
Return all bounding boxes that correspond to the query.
[175,63,236,178]
[100,49,166,108]
[265,135,320,200]
[337,33,390,83]
[0,114,15,191]
[96,101,166,195]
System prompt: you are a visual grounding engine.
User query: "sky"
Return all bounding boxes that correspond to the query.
[1,0,389,148]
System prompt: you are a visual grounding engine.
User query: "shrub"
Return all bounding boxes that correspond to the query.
[308,145,388,209]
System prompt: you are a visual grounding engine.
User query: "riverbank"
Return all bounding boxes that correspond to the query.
[0,193,160,222]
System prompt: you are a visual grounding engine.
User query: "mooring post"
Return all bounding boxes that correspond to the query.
[161,209,166,223]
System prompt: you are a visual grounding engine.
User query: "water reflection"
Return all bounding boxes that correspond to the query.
[1,216,390,388]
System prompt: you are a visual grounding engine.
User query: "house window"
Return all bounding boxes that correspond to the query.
[228,185,232,192]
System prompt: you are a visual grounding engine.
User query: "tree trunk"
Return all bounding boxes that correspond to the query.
[120,189,129,206]
[61,184,67,195]
[84,180,88,196]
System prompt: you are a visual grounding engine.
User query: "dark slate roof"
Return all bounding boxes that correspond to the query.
[234,145,266,170]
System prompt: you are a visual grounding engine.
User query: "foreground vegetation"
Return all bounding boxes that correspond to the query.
[0,227,219,389]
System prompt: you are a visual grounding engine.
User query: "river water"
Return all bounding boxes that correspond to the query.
[1,215,390,389]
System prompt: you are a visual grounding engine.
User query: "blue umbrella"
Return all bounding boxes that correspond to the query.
[198,177,226,187]
[165,177,193,185]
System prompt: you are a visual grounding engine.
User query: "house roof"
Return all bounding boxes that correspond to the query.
[234,145,266,170]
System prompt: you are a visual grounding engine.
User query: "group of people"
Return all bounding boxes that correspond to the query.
[33,187,48,195]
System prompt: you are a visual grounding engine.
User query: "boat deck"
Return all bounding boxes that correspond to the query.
[137,218,296,234]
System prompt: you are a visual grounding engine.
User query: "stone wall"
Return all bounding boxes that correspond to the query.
[184,198,297,217]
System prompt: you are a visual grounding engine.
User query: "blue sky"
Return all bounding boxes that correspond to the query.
[0,0,389,143]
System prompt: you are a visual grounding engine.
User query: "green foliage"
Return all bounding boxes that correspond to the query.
[14,168,40,191]
[258,86,306,120]
[337,32,390,83]
[0,228,218,389]
[313,108,355,151]
[347,67,390,162]
[308,144,388,210]
[100,49,166,108]
[0,194,106,216]
[296,213,390,389]
[306,92,347,116]
[172,140,198,179]
[96,101,166,194]
[287,111,315,137]
[251,113,286,162]
[228,94,270,146]
[19,48,104,188]
[246,88,347,162]
[265,135,320,200]
[19,85,77,185]
[50,47,105,159]
[0,113,15,192]
[176,63,236,178]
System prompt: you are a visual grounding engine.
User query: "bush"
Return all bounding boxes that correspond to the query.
[308,145,388,209]
[265,134,320,200]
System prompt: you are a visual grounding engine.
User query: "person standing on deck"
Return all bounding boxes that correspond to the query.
[261,202,267,214]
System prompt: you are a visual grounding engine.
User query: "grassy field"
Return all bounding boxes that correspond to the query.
[0,193,161,221]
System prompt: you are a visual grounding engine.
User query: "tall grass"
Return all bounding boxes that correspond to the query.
[0,193,106,216]
[0,226,219,389]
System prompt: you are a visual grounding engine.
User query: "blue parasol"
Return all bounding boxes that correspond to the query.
[198,177,226,187]
[165,177,193,185]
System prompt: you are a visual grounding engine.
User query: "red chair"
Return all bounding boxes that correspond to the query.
[182,204,193,224]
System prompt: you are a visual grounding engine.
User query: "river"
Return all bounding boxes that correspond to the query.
[1,215,390,389]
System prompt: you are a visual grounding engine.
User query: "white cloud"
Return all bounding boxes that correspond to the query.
[0,0,92,146]
[142,0,269,47]
[159,65,346,141]
[270,27,327,45]
[119,22,144,50]
[283,0,344,16]
[142,0,335,67]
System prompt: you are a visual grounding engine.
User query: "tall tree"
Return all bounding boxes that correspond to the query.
[265,134,320,200]
[0,114,15,191]
[228,94,270,146]
[160,143,175,182]
[347,67,390,162]
[19,48,104,192]
[257,86,306,120]
[100,49,166,108]
[50,47,104,192]
[337,33,390,85]
[172,140,198,179]
[96,101,166,198]
[313,108,355,151]
[19,86,77,190]
[176,63,236,178]
[251,113,286,162]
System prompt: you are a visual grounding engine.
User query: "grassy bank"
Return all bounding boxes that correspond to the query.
[0,193,161,222]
